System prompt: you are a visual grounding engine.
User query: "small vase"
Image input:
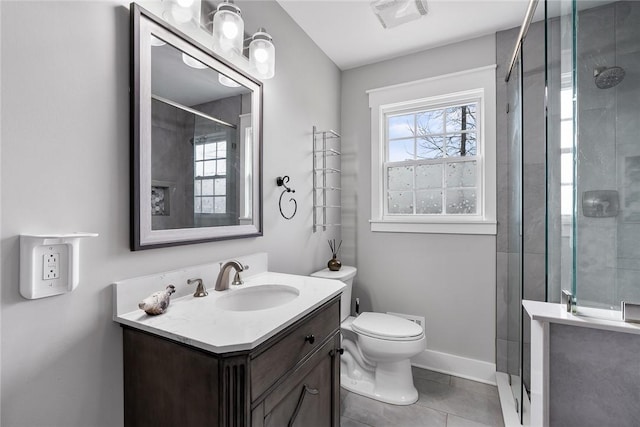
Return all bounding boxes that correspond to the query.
[328,255,342,271]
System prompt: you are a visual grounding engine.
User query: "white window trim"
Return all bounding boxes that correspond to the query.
[368,65,497,235]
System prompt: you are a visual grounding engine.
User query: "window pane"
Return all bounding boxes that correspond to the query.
[194,180,201,196]
[416,110,443,134]
[204,143,217,159]
[561,153,573,184]
[388,166,413,191]
[195,161,204,177]
[217,159,226,175]
[416,136,445,159]
[561,120,573,149]
[218,141,227,152]
[446,189,477,214]
[215,178,226,195]
[388,191,413,214]
[446,134,476,157]
[214,197,226,213]
[195,144,204,161]
[388,139,414,161]
[388,114,414,139]
[204,160,216,176]
[446,161,476,188]
[415,164,442,189]
[201,197,214,213]
[194,197,202,213]
[446,104,476,132]
[561,185,572,216]
[202,179,214,195]
[416,190,443,214]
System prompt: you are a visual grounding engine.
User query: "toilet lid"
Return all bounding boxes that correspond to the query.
[351,312,424,341]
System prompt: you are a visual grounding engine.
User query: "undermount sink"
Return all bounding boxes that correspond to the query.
[215,284,300,311]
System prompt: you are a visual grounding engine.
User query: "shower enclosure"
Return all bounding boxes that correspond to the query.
[500,0,640,424]
[547,0,640,316]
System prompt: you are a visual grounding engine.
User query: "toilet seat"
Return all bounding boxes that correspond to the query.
[351,312,424,341]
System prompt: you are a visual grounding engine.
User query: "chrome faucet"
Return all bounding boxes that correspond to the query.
[215,261,245,291]
[187,278,208,297]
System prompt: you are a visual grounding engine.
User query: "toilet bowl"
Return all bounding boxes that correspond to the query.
[311,266,426,405]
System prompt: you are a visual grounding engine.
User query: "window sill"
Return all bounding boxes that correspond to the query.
[370,219,497,235]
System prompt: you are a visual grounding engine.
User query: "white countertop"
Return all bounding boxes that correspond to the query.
[113,269,345,354]
[523,300,640,336]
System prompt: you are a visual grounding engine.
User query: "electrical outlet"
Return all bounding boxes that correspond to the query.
[42,250,60,280]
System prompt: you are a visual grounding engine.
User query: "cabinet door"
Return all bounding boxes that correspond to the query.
[261,335,339,427]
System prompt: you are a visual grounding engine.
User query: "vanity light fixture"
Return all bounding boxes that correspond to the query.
[150,35,167,46]
[163,0,202,28]
[212,0,244,58]
[249,28,275,80]
[370,0,428,29]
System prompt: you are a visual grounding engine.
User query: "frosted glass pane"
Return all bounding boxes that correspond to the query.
[388,191,413,214]
[388,166,413,191]
[217,159,226,175]
[201,197,214,213]
[215,178,226,195]
[446,161,476,187]
[194,180,201,196]
[416,136,445,159]
[416,190,443,214]
[202,179,214,195]
[446,189,477,214]
[204,160,216,176]
[388,114,414,139]
[214,197,226,213]
[388,139,414,161]
[416,110,443,134]
[415,164,442,189]
[446,134,476,157]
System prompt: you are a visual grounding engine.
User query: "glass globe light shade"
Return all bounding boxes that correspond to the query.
[212,2,244,57]
[249,29,275,79]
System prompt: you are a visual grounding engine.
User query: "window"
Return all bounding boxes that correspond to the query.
[368,66,496,234]
[194,138,227,214]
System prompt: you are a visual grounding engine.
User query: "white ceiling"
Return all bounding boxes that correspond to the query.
[276,0,541,70]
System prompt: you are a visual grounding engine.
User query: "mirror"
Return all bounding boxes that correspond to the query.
[131,4,262,250]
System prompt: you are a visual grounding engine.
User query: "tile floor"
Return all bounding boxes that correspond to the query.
[340,367,505,427]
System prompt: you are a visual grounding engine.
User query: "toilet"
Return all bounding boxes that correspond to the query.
[311,266,426,405]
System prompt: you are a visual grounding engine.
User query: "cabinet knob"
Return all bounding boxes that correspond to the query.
[304,334,315,344]
[338,348,344,355]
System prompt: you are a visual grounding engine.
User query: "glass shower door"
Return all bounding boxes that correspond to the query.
[506,47,524,423]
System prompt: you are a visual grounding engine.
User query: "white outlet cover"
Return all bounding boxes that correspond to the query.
[20,233,98,299]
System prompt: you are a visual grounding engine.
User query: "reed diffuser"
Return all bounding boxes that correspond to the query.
[327,239,342,271]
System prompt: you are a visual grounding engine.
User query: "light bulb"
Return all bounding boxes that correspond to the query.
[171,5,193,23]
[176,0,194,7]
[253,47,268,63]
[182,53,207,69]
[222,20,238,39]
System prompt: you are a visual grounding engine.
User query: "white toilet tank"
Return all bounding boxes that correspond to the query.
[311,266,357,321]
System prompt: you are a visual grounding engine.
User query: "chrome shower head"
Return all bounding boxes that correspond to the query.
[594,66,626,89]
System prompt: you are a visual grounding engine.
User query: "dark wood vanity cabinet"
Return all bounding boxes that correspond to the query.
[122,297,341,427]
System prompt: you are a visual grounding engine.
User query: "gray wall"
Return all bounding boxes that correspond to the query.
[0,1,340,425]
[549,324,640,426]
[341,35,497,364]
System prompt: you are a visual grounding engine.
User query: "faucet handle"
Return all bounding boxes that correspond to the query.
[187,278,208,297]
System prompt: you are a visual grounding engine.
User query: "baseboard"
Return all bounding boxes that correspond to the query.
[411,349,497,385]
